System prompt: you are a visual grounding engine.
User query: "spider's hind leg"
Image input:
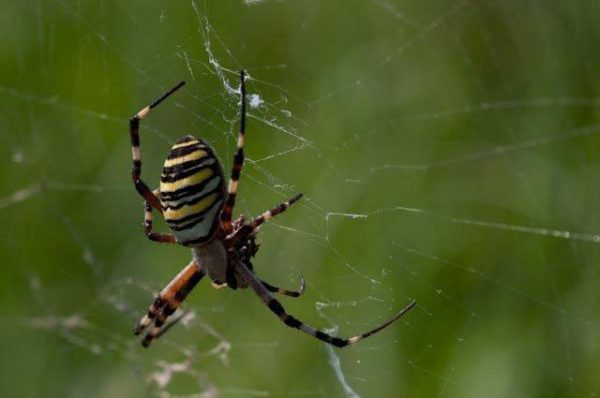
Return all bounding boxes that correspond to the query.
[260,274,306,298]
[235,261,415,348]
[134,260,205,347]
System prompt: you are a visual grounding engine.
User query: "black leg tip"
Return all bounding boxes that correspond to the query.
[290,193,303,204]
[332,338,349,348]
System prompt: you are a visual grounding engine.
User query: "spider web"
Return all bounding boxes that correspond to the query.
[2,0,600,397]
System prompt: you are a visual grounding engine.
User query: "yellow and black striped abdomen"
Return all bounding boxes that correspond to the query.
[159,135,225,246]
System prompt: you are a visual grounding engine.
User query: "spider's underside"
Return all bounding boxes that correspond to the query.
[129,71,416,348]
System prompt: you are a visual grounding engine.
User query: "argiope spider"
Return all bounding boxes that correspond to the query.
[130,71,416,348]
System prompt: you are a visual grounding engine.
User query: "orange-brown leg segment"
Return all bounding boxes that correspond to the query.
[134,260,205,347]
[236,261,415,348]
[221,71,247,233]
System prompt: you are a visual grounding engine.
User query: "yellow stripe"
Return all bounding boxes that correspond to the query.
[163,149,208,168]
[163,192,219,221]
[171,140,201,150]
[160,167,213,192]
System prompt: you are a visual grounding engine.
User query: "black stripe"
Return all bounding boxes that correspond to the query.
[314,331,329,341]
[268,299,285,316]
[284,315,302,328]
[231,155,243,180]
[160,163,218,183]
[168,214,205,230]
[167,143,207,160]
[130,118,140,144]
[222,194,236,222]
[179,220,220,246]
[161,175,222,201]
[162,187,220,211]
[174,135,196,145]
[165,198,222,228]
[270,203,287,216]
[181,235,212,246]
[161,156,215,177]
[225,193,236,204]
[133,160,141,172]
[315,331,347,347]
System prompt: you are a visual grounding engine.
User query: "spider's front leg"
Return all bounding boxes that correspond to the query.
[228,193,303,247]
[134,260,205,347]
[129,81,185,211]
[221,71,247,233]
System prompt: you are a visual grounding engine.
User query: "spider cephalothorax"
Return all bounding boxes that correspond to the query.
[130,71,415,348]
[228,224,259,263]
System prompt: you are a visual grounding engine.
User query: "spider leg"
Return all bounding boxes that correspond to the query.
[130,81,185,211]
[236,261,416,348]
[260,273,306,298]
[154,310,189,340]
[230,194,303,245]
[247,193,303,230]
[143,189,177,243]
[221,71,247,233]
[134,260,205,347]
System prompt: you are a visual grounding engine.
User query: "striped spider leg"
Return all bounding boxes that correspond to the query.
[238,261,416,347]
[230,198,417,348]
[130,81,186,213]
[143,189,177,243]
[220,71,247,234]
[134,260,206,347]
[129,71,415,348]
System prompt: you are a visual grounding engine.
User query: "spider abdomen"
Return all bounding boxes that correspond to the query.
[159,135,225,246]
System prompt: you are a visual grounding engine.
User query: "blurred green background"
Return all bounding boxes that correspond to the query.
[1,1,600,397]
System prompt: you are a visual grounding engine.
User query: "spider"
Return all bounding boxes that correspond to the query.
[130,71,416,348]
